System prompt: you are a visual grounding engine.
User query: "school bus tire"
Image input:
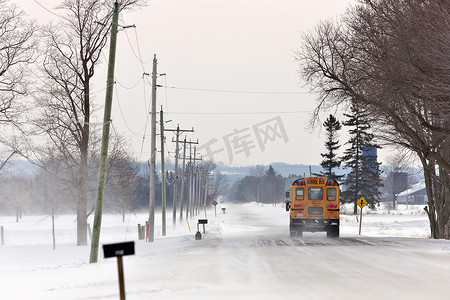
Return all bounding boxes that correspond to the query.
[290,230,303,238]
[289,225,303,238]
[326,226,339,238]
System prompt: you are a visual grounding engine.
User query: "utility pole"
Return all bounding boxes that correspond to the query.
[165,125,194,226]
[203,172,209,218]
[196,166,203,216]
[189,147,195,219]
[180,138,198,220]
[148,54,158,242]
[179,139,198,221]
[189,147,202,218]
[192,165,197,217]
[160,106,167,236]
[179,137,187,222]
[90,0,119,263]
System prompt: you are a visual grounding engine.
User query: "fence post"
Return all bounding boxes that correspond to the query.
[1,226,4,246]
[137,224,145,240]
[87,223,92,242]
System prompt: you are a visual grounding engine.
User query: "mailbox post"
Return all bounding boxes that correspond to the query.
[195,219,208,240]
[103,241,135,300]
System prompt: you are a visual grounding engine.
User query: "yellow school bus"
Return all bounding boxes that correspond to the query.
[285,177,340,237]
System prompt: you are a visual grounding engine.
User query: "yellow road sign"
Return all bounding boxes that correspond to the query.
[357,197,368,208]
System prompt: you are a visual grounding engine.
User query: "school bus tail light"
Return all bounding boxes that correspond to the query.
[326,180,339,186]
[295,179,306,186]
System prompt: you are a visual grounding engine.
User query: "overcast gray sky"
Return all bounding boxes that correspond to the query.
[17,0,387,167]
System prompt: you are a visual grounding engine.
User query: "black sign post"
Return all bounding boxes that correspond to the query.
[195,219,208,240]
[103,241,135,300]
[198,219,208,234]
[212,200,218,217]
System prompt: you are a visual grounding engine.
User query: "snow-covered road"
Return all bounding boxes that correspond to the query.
[155,204,450,300]
[1,203,450,299]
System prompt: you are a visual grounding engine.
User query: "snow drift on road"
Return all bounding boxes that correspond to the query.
[1,203,449,300]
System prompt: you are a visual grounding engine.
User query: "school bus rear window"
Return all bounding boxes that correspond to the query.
[327,188,337,200]
[308,188,323,200]
[295,188,304,200]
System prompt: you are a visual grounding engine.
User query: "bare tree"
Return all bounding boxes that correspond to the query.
[296,0,449,238]
[104,133,140,222]
[26,0,144,246]
[249,165,265,178]
[208,170,228,205]
[105,159,139,222]
[194,160,217,214]
[0,0,36,123]
[383,151,413,210]
[0,173,31,222]
[34,165,71,250]
[249,165,265,203]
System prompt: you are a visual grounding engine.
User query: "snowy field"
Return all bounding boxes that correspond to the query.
[1,203,449,299]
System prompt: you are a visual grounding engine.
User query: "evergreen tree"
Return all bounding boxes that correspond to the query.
[234,176,259,203]
[234,166,284,204]
[341,103,383,214]
[260,166,285,205]
[318,114,343,181]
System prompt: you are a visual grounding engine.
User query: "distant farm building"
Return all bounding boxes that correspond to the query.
[396,180,427,205]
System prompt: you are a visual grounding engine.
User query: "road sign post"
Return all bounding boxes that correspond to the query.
[212,200,218,217]
[103,241,135,300]
[357,197,368,235]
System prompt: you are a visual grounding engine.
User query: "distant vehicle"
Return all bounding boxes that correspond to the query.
[285,177,340,238]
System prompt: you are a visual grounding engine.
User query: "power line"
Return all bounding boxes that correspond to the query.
[114,82,147,135]
[162,75,176,127]
[33,0,67,20]
[138,75,152,161]
[161,85,309,95]
[120,15,152,70]
[169,110,311,115]
[115,77,143,90]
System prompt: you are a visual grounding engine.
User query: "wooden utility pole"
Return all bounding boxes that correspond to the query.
[148,54,158,243]
[160,106,167,236]
[165,125,194,226]
[90,0,119,263]
[179,137,187,222]
[189,147,202,218]
[203,174,209,218]
[196,166,203,216]
[179,139,198,221]
[189,147,195,219]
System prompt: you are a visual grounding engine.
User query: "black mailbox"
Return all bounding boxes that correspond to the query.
[198,219,208,225]
[103,241,135,258]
